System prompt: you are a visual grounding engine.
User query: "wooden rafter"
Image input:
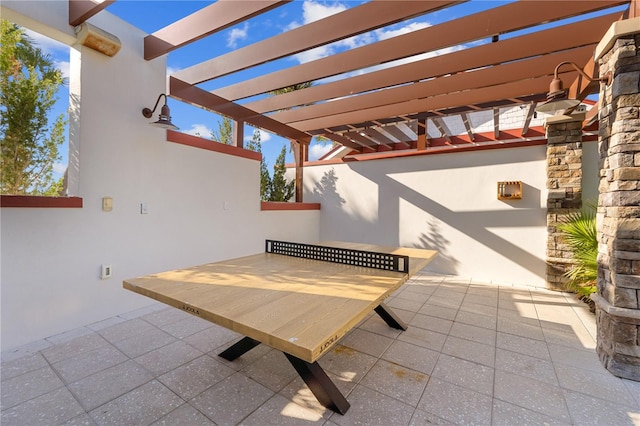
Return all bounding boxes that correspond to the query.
[69,0,114,26]
[218,3,621,103]
[460,113,475,141]
[144,0,288,60]
[273,47,592,129]
[173,0,459,84]
[493,108,500,139]
[169,77,311,143]
[432,118,453,144]
[522,103,536,136]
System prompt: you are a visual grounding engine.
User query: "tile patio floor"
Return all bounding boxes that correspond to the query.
[2,273,639,425]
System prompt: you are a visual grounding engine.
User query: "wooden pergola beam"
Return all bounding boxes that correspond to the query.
[460,113,475,141]
[432,118,453,144]
[522,102,536,136]
[220,4,621,103]
[273,46,592,127]
[173,0,459,84]
[144,0,288,60]
[288,74,564,132]
[169,77,311,144]
[493,108,500,139]
[69,0,114,26]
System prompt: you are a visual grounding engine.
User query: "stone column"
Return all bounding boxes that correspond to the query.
[592,19,640,381]
[545,115,584,291]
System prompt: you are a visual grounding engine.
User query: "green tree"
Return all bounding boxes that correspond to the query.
[211,115,233,145]
[0,20,66,195]
[269,145,295,202]
[246,129,271,201]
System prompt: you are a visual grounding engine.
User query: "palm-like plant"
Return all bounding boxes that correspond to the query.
[557,203,598,298]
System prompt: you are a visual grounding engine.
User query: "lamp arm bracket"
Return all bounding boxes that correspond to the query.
[142,94,168,118]
[554,61,610,85]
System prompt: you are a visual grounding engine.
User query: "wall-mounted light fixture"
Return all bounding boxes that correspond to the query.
[75,23,121,57]
[536,61,612,113]
[142,94,179,130]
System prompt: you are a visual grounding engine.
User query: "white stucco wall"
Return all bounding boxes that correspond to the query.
[0,6,319,350]
[303,146,550,286]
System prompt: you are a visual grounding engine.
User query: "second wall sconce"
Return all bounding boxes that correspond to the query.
[536,61,612,113]
[142,94,179,130]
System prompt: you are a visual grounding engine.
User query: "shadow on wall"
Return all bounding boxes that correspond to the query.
[414,219,459,275]
[312,168,345,209]
[347,150,547,280]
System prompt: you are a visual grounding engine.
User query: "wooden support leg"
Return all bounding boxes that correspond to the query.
[284,353,350,415]
[218,337,261,361]
[374,303,408,330]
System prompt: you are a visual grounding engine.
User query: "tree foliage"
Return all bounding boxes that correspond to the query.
[211,115,233,145]
[269,145,295,202]
[245,128,295,202]
[0,20,66,195]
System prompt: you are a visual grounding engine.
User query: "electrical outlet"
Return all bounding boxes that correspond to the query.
[140,203,148,214]
[101,264,112,279]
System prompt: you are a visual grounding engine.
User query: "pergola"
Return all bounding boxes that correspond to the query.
[70,0,636,200]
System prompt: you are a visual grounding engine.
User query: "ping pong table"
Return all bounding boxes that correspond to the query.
[123,240,436,414]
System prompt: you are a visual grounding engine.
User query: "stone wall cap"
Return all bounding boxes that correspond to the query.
[592,293,640,322]
[544,112,586,127]
[594,17,640,62]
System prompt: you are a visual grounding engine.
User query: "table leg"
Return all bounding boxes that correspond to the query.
[218,337,261,361]
[284,353,350,415]
[374,302,408,330]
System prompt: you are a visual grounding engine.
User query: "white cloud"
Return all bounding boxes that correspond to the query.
[54,60,70,80]
[53,163,67,175]
[23,29,69,56]
[227,22,249,48]
[375,21,431,41]
[184,124,212,138]
[309,143,333,161]
[302,0,347,23]
[245,129,272,143]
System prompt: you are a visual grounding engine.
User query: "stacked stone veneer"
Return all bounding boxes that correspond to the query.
[545,116,584,291]
[592,28,640,381]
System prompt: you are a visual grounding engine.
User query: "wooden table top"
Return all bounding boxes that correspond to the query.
[123,241,436,363]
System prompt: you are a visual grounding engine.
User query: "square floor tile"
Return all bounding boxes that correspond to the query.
[448,322,496,346]
[68,359,153,411]
[189,372,273,425]
[409,409,456,426]
[492,399,571,426]
[159,315,214,339]
[318,345,377,384]
[158,355,235,400]
[1,352,48,382]
[431,353,494,396]
[331,384,415,426]
[382,340,439,375]
[442,335,495,367]
[360,359,428,406]
[97,318,157,344]
[113,327,176,358]
[183,325,240,354]
[397,326,446,352]
[417,304,457,321]
[1,387,84,426]
[418,377,492,425]
[563,389,640,426]
[240,394,325,425]
[88,380,182,425]
[555,363,637,407]
[496,332,550,360]
[409,314,453,335]
[1,366,64,410]
[494,370,570,422]
[240,350,298,392]
[340,329,393,358]
[495,348,558,386]
[151,403,214,425]
[41,333,108,364]
[134,340,203,376]
[52,344,127,384]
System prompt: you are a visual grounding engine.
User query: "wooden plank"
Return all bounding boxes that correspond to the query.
[222,6,622,103]
[69,0,114,26]
[144,0,288,60]
[172,0,460,84]
[123,242,436,362]
[272,46,593,126]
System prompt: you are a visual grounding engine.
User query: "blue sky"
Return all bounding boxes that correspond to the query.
[24,0,499,181]
[23,0,619,181]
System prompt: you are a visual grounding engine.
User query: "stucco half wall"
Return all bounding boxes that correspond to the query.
[302,145,554,286]
[0,6,319,351]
